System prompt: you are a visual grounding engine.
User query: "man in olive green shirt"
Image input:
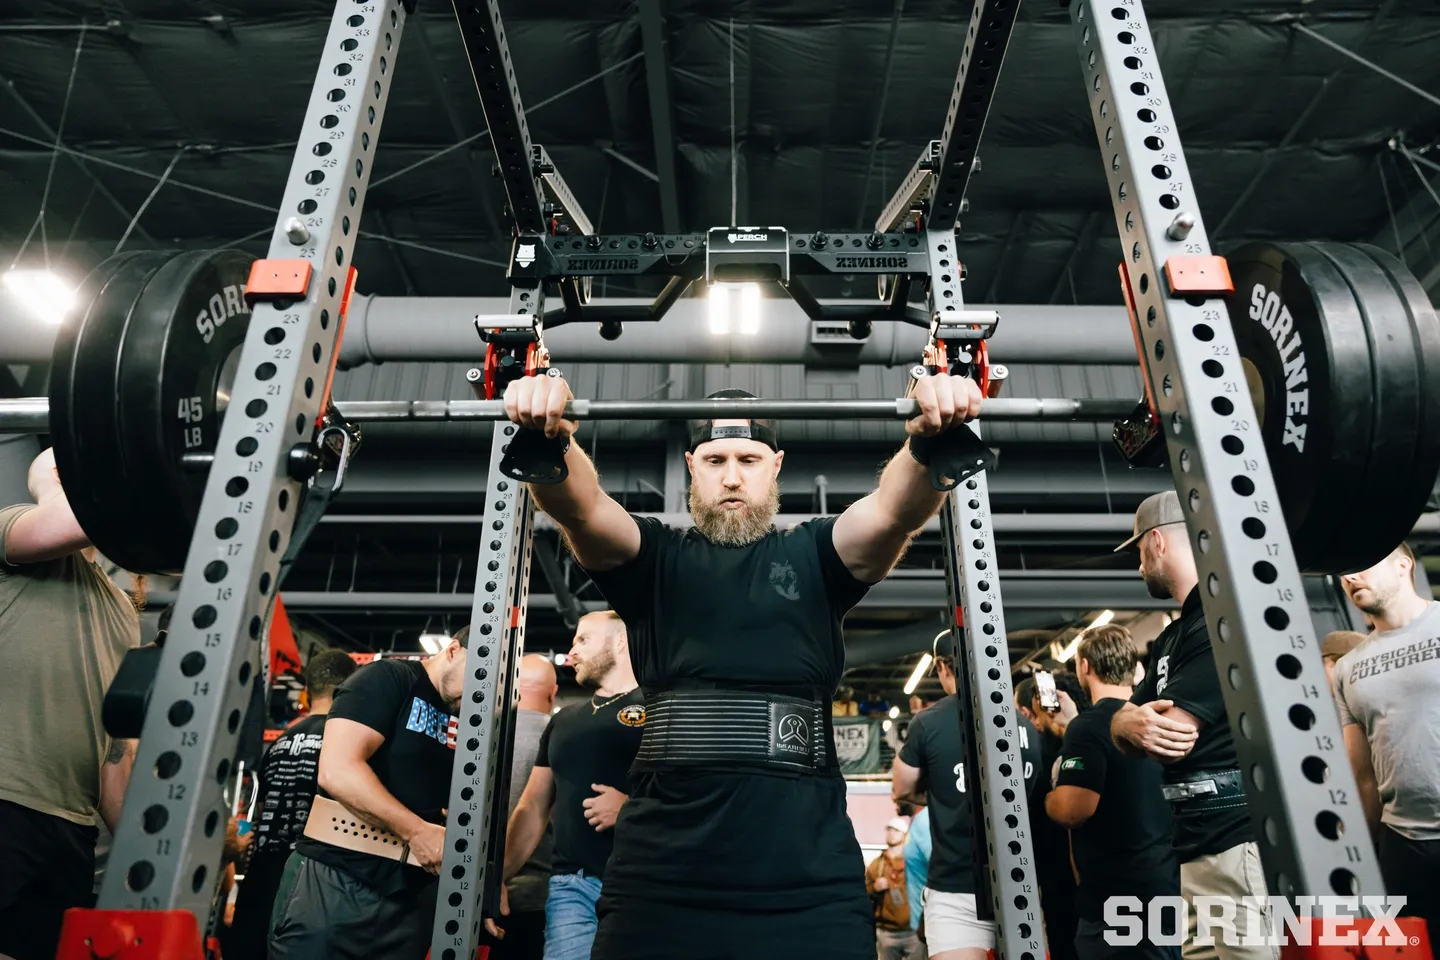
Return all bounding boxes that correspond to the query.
[0,448,141,960]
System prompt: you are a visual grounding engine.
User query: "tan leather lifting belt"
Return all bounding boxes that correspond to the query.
[302,795,422,867]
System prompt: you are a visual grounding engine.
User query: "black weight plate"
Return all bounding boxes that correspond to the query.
[1307,242,1424,574]
[1225,242,1375,573]
[50,251,177,570]
[1352,243,1440,550]
[117,249,255,573]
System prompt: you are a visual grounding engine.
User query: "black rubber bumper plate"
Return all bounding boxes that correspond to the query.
[1226,242,1377,573]
[51,251,175,572]
[50,249,255,574]
[118,250,256,574]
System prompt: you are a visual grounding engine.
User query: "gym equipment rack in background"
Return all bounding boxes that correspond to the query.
[58,1,1410,959]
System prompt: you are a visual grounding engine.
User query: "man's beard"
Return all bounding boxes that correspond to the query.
[1143,569,1174,601]
[1349,584,1394,618]
[690,481,780,547]
[574,647,616,689]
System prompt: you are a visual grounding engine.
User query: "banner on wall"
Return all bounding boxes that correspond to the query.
[833,717,883,774]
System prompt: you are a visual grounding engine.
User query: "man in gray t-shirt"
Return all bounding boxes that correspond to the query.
[487,653,558,959]
[1335,543,1440,933]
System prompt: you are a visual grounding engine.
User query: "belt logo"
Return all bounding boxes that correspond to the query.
[776,713,809,751]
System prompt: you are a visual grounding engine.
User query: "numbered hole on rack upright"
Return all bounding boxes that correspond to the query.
[126,861,155,892]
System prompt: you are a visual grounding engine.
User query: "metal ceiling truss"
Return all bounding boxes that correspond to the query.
[74,0,1398,957]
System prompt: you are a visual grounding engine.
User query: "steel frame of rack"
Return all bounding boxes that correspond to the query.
[83,0,1392,957]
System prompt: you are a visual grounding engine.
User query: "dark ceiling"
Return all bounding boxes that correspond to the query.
[3,0,1440,305]
[4,0,1438,690]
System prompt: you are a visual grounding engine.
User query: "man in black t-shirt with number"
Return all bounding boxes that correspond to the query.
[271,631,470,960]
[1046,625,1180,960]
[892,632,1042,960]
[1110,492,1276,960]
[222,649,356,960]
[498,371,982,959]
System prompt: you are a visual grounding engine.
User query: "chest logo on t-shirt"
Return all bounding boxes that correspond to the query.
[769,561,800,601]
[405,697,451,746]
[617,704,647,727]
[1155,655,1171,696]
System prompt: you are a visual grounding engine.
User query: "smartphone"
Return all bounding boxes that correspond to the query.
[1035,670,1060,712]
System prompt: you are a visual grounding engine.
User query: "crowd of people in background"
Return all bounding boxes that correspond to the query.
[3,441,1439,960]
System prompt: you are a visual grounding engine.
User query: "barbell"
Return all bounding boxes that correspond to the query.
[2,241,1437,576]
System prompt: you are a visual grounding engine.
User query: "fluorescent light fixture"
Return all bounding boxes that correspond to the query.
[552,653,567,666]
[888,705,900,719]
[418,632,450,655]
[707,282,761,335]
[738,282,761,335]
[4,269,77,324]
[708,282,731,335]
[1055,609,1116,663]
[903,653,934,695]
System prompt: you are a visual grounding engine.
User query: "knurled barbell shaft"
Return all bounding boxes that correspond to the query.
[0,396,1138,434]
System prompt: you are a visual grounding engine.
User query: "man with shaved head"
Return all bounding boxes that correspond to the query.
[489,613,642,960]
[497,370,983,959]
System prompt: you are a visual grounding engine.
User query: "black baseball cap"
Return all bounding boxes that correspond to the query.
[932,629,959,662]
[687,389,779,453]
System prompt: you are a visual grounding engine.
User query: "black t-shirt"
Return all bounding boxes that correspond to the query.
[251,714,326,864]
[294,659,455,893]
[535,689,645,879]
[897,695,1042,894]
[582,515,871,911]
[1131,586,1252,861]
[1056,698,1180,919]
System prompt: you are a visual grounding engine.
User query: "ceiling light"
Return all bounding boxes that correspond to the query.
[888,705,900,719]
[4,269,77,324]
[1056,609,1116,663]
[882,719,893,732]
[552,653,567,666]
[903,653,933,695]
[707,282,762,335]
[418,632,450,655]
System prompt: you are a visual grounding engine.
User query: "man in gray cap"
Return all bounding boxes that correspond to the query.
[1109,491,1276,960]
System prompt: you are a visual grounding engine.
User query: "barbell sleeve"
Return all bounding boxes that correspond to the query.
[0,396,1139,434]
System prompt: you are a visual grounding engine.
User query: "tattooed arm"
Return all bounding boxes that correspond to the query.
[98,738,135,833]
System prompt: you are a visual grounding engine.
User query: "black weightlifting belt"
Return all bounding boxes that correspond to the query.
[1161,768,1247,812]
[634,686,835,776]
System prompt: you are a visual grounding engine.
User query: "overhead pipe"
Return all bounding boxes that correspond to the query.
[336,295,1136,369]
[0,291,1135,367]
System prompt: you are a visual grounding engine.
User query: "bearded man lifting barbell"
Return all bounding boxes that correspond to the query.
[492,369,982,960]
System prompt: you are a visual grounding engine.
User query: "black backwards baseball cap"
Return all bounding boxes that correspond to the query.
[687,389,779,453]
[932,629,959,663]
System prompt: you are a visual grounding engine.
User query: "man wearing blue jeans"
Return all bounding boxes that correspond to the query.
[487,612,643,960]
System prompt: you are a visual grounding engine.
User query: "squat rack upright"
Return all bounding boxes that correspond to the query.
[68,1,1392,959]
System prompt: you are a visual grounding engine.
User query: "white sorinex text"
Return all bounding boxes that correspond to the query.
[1104,896,1413,947]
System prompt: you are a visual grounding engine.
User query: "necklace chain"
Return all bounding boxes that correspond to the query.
[591,689,632,713]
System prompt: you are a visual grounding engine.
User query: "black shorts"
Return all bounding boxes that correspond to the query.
[0,799,99,960]
[219,849,290,960]
[1377,826,1440,933]
[270,855,436,960]
[591,890,874,960]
